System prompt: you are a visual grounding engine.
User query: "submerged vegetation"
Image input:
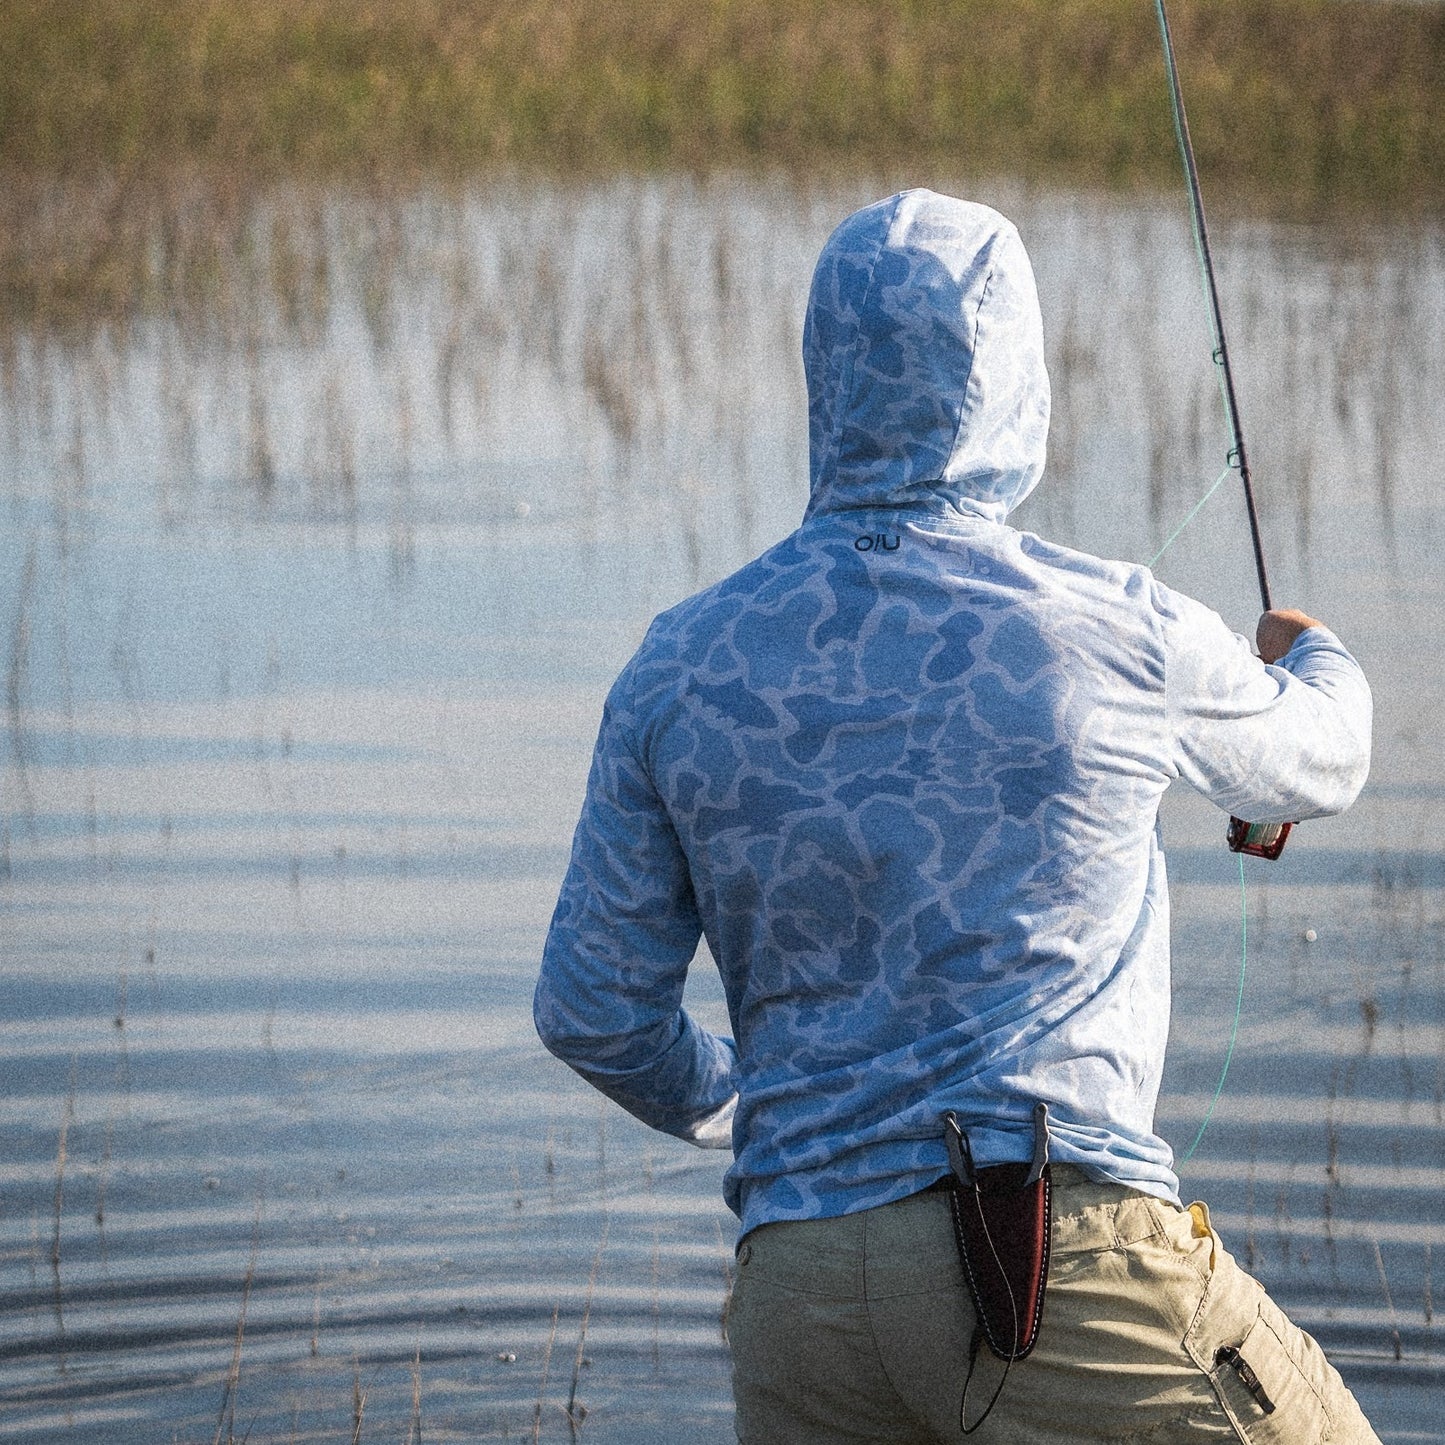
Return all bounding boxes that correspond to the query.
[0,0,1443,203]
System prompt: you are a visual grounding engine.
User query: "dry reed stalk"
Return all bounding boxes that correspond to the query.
[7,544,37,827]
[51,1061,74,1271]
[310,1269,324,1357]
[532,1303,559,1444]
[1372,1238,1403,1362]
[94,1103,114,1228]
[49,1061,76,1369]
[649,1225,661,1374]
[95,970,126,1229]
[350,1362,366,1444]
[565,1220,610,1437]
[404,1343,422,1445]
[214,1206,262,1445]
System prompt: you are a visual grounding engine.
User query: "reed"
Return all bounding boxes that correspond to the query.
[566,1222,610,1437]
[1372,1238,1404,1362]
[350,1363,366,1445]
[1,0,1442,203]
[404,1346,422,1445]
[51,1068,72,1273]
[214,1253,256,1445]
[532,1303,560,1445]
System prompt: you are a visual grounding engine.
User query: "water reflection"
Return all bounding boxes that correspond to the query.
[1,172,1442,1441]
[5,177,1443,592]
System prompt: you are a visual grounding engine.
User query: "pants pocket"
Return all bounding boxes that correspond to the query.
[1206,1302,1334,1443]
[1181,1207,1338,1445]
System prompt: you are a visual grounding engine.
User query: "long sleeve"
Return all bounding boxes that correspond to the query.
[1159,585,1372,824]
[534,663,739,1149]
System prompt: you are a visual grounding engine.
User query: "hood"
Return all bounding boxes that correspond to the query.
[803,189,1051,524]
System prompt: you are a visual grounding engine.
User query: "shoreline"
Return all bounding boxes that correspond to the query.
[1,1,1442,204]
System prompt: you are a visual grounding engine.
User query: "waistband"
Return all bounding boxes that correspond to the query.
[747,1166,1178,1261]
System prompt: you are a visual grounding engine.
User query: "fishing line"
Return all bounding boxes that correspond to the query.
[1148,462,1233,568]
[1177,853,1249,1164]
[1150,2,1283,1155]
[1150,462,1253,1158]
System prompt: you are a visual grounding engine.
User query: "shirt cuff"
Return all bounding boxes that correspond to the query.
[686,1093,738,1150]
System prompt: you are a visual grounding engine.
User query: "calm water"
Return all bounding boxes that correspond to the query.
[1,172,1442,1441]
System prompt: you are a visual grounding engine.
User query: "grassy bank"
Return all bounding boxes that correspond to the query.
[1,0,1444,202]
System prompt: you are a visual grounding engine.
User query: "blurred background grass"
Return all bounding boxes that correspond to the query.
[1,0,1442,205]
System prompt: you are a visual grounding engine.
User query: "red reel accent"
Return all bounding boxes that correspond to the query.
[1227,817,1292,860]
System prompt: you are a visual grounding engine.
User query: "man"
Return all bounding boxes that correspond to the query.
[534,190,1377,1442]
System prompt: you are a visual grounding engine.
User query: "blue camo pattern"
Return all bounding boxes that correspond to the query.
[534,190,1372,1235]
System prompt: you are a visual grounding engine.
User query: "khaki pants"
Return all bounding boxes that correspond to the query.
[728,1168,1379,1444]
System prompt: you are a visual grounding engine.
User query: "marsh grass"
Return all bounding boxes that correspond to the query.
[1,0,1443,203]
[0,166,248,330]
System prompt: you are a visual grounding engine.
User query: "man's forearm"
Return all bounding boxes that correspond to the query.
[534,972,739,1148]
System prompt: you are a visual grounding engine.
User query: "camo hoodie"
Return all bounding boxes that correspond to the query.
[534,190,1372,1235]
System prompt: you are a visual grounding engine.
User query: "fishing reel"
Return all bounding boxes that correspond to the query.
[1227,817,1292,860]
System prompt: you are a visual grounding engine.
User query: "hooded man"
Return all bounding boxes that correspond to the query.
[534,190,1378,1442]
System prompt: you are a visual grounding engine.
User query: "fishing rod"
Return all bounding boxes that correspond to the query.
[1154,0,1272,611]
[1153,0,1290,860]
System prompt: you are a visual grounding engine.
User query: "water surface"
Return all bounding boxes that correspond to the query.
[1,172,1442,1441]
